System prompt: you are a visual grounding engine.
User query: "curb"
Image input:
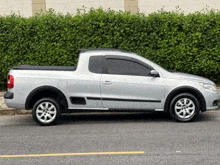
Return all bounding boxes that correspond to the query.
[0,109,32,116]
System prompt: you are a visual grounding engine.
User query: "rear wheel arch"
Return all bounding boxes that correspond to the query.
[164,86,206,113]
[25,86,68,112]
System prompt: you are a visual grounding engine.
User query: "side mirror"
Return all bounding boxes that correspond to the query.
[150,70,159,77]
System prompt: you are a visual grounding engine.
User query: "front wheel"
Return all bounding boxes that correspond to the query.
[169,93,200,122]
[32,97,61,126]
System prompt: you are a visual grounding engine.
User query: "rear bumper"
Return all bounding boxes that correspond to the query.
[4,92,13,99]
[4,92,25,109]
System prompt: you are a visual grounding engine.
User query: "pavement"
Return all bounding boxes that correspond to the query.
[1,88,220,116]
[1,112,220,164]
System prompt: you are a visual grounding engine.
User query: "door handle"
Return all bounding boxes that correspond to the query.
[102,81,112,85]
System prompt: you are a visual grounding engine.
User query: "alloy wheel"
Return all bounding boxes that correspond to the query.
[174,98,195,119]
[36,102,57,124]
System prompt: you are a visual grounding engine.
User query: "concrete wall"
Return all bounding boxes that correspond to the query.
[0,0,220,18]
[46,0,124,15]
[138,0,220,16]
[0,0,32,18]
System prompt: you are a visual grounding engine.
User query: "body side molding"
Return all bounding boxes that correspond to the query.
[87,97,161,103]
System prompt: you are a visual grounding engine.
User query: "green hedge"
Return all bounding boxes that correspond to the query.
[1,6,220,88]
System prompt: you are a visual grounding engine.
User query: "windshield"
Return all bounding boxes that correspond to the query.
[145,58,169,71]
[147,59,177,72]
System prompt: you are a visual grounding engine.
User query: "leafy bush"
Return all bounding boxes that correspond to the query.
[1,6,220,88]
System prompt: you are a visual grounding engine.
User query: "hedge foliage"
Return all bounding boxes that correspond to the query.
[1,6,220,88]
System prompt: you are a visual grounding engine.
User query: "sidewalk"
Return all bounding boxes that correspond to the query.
[1,89,220,116]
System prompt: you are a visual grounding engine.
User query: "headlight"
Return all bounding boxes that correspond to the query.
[199,82,217,91]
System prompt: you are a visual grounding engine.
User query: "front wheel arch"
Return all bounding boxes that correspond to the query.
[164,86,206,113]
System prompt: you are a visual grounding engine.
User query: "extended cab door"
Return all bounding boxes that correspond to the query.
[100,55,165,110]
[68,55,104,110]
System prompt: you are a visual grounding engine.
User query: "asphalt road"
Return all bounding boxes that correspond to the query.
[0,111,220,165]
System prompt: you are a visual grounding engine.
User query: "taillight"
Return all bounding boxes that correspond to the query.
[7,75,14,89]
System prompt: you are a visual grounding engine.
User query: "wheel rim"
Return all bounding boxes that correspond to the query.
[36,102,57,124]
[174,98,195,119]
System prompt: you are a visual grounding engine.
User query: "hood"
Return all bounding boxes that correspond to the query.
[172,72,214,84]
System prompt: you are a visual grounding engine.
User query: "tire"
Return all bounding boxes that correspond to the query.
[32,97,61,126]
[169,93,200,122]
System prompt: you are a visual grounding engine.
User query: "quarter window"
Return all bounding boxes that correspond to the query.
[106,58,151,76]
[89,56,102,74]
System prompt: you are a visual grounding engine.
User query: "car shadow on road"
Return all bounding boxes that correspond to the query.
[1,111,216,127]
[195,111,219,122]
[55,111,218,125]
[54,112,204,125]
[57,112,171,125]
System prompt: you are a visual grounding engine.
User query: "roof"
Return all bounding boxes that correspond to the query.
[79,48,134,54]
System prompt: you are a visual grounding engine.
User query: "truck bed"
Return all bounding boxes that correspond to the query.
[12,65,76,71]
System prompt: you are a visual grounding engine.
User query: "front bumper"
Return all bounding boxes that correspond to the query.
[204,90,219,111]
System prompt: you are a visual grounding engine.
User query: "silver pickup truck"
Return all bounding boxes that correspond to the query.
[4,48,219,125]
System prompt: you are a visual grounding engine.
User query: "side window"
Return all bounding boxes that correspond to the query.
[89,56,102,74]
[106,58,151,76]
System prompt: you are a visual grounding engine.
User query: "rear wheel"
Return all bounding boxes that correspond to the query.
[32,97,61,126]
[169,93,200,122]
